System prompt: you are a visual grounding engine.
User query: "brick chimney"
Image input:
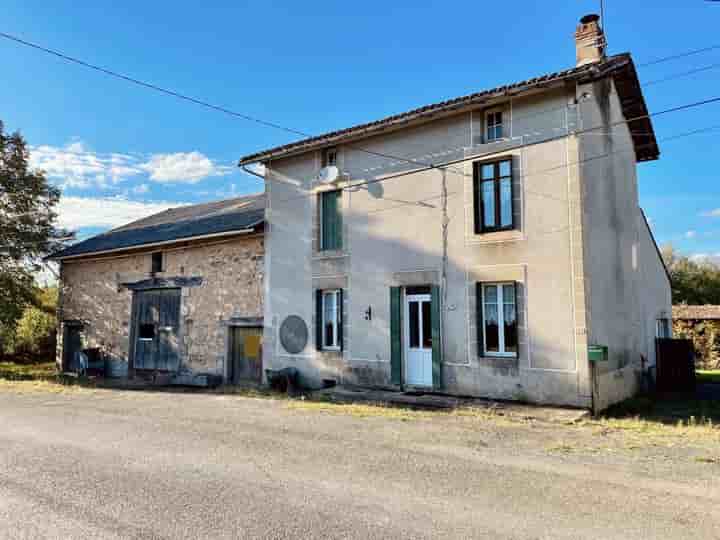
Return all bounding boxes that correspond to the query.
[575,14,606,66]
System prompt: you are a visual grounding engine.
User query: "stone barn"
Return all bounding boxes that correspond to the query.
[50,194,265,386]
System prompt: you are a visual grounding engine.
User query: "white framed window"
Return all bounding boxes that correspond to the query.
[322,147,338,168]
[322,289,341,350]
[479,282,518,357]
[656,318,671,339]
[486,110,503,142]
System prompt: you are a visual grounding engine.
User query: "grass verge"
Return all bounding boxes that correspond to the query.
[0,361,96,392]
[697,370,720,385]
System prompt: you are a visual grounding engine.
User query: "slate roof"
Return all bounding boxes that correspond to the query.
[50,193,265,260]
[238,53,658,166]
[673,305,720,321]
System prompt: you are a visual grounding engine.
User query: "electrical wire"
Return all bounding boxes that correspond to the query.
[3,29,720,177]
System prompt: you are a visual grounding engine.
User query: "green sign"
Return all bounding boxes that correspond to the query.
[588,345,608,363]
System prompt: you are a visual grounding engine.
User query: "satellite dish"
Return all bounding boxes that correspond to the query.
[317,165,339,184]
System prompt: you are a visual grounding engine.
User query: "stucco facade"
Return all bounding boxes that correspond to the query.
[57,235,264,380]
[257,72,669,408]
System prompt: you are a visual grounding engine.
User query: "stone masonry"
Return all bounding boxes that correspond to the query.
[57,235,264,377]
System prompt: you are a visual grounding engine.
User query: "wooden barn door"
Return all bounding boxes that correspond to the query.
[228,327,263,384]
[131,289,181,372]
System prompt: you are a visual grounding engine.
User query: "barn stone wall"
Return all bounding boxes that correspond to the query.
[57,235,264,378]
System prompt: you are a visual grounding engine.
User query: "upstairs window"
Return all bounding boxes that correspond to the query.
[656,318,671,338]
[322,147,338,168]
[151,252,164,273]
[474,158,514,233]
[320,190,342,251]
[486,110,503,142]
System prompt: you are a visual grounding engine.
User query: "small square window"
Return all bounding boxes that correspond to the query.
[322,147,338,168]
[151,252,163,273]
[486,110,503,142]
[139,324,155,341]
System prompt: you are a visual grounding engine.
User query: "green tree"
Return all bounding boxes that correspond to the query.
[0,122,67,335]
[661,245,720,305]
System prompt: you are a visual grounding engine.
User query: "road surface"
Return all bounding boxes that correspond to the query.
[0,389,717,539]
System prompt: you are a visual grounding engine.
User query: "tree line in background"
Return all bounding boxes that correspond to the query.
[662,246,720,370]
[1,120,68,362]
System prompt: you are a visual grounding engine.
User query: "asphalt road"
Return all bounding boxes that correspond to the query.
[0,389,718,539]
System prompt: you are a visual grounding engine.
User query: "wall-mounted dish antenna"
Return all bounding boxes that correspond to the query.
[317,165,339,184]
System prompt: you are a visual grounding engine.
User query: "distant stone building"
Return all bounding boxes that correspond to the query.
[673,305,720,370]
[49,194,265,385]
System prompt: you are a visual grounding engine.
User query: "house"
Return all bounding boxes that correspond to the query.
[50,194,265,385]
[238,15,672,408]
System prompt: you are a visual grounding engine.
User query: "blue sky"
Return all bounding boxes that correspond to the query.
[2,1,720,260]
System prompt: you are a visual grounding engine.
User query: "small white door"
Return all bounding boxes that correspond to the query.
[404,294,433,387]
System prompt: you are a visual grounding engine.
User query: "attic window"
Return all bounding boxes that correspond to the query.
[151,252,164,273]
[322,147,338,168]
[486,110,504,142]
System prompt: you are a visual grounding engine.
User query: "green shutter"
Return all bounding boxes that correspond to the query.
[316,289,323,351]
[321,191,342,251]
[431,285,442,389]
[476,283,484,356]
[390,286,402,385]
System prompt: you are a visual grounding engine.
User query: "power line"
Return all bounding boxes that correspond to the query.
[267,94,720,207]
[644,62,720,86]
[638,44,720,67]
[3,29,720,175]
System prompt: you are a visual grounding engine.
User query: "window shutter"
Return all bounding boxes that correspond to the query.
[390,287,402,385]
[334,191,343,250]
[338,289,344,351]
[476,282,484,357]
[510,281,519,351]
[472,165,481,234]
[316,289,323,351]
[430,285,442,390]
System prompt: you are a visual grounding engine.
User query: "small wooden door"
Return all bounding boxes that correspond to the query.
[63,324,83,372]
[228,327,263,384]
[131,289,181,372]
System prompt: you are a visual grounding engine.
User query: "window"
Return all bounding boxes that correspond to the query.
[474,158,514,233]
[151,252,164,273]
[486,110,503,142]
[320,190,342,251]
[479,282,518,357]
[322,147,338,168]
[656,318,671,339]
[139,324,155,341]
[320,289,342,350]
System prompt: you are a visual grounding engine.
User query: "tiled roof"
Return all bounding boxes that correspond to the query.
[238,53,658,165]
[673,305,720,320]
[49,193,265,260]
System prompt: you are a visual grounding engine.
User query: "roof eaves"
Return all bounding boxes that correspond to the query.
[237,54,651,166]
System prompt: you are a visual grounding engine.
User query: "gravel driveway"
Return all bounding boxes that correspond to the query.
[0,389,718,539]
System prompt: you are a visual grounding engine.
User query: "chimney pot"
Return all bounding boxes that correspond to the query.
[575,13,606,67]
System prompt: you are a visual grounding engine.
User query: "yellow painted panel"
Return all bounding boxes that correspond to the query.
[244,334,262,359]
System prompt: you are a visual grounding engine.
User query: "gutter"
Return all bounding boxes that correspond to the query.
[49,227,258,261]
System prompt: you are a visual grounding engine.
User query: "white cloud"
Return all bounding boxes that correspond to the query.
[140,151,232,183]
[132,183,150,194]
[685,230,697,239]
[31,140,232,188]
[56,196,184,231]
[689,253,720,265]
[702,208,720,218]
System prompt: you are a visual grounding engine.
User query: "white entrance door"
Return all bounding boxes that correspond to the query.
[404,294,433,387]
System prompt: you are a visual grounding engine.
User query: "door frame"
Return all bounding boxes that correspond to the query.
[403,292,433,388]
[128,287,182,375]
[61,320,84,373]
[224,323,264,384]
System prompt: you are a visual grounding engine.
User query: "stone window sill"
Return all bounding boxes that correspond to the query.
[467,229,524,245]
[313,250,348,260]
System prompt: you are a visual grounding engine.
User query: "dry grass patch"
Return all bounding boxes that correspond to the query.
[0,361,96,393]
